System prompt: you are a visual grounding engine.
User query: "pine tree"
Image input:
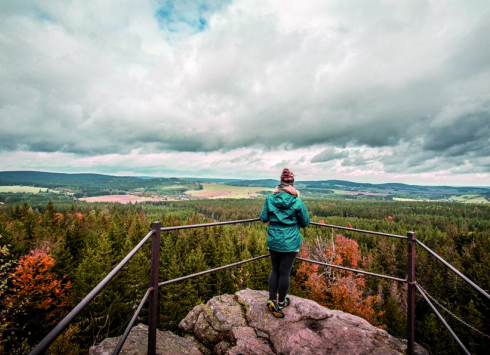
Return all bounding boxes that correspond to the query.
[22,210,37,245]
[42,201,57,228]
[74,233,117,344]
[118,235,150,327]
[53,235,74,280]
[107,212,126,255]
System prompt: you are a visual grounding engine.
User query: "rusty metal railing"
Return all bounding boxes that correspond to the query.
[29,218,489,355]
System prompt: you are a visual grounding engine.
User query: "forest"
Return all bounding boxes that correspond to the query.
[0,197,489,354]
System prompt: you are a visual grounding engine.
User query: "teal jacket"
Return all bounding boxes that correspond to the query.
[260,193,310,252]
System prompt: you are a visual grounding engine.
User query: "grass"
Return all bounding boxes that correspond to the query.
[186,183,273,199]
[450,194,488,203]
[451,194,478,201]
[0,186,50,194]
[463,197,488,203]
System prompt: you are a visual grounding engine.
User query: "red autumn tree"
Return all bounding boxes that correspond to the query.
[3,246,72,345]
[295,233,382,326]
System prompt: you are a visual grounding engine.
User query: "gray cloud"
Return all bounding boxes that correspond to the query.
[423,111,490,153]
[311,148,349,163]
[0,0,490,184]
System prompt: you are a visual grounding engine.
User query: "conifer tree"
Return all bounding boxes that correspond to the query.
[42,201,57,228]
[53,235,74,280]
[74,233,118,344]
[215,234,235,295]
[22,210,37,244]
[118,235,150,326]
[107,212,126,255]
[127,212,146,247]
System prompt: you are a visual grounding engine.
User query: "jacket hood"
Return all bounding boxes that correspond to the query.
[271,193,297,209]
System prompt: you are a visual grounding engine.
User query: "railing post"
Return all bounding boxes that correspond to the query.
[148,222,161,355]
[407,231,415,355]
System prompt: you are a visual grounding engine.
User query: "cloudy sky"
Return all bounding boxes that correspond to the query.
[1,0,490,186]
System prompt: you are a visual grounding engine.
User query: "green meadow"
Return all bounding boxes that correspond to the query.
[0,186,50,194]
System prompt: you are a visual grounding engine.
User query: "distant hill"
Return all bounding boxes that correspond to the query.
[1,171,489,201]
[0,171,139,186]
[0,171,198,198]
[182,177,245,184]
[228,179,279,188]
[220,178,489,194]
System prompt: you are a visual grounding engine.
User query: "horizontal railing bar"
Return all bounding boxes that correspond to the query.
[310,222,407,239]
[415,283,471,355]
[416,240,490,301]
[160,218,261,232]
[113,287,152,355]
[158,254,270,287]
[297,257,407,283]
[29,230,155,355]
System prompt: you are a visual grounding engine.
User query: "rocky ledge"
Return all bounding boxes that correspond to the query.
[90,289,428,355]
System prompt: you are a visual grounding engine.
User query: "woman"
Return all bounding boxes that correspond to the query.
[260,168,310,318]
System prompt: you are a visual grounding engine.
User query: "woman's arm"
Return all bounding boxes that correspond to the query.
[296,200,310,228]
[260,198,270,222]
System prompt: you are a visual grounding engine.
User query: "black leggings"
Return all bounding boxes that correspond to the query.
[268,249,298,302]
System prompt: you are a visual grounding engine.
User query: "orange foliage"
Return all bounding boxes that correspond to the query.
[4,247,72,326]
[296,234,382,325]
[385,216,393,222]
[346,222,353,228]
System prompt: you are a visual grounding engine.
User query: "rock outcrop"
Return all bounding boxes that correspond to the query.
[179,289,428,355]
[88,323,201,355]
[89,289,428,355]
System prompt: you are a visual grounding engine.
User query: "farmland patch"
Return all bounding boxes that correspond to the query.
[186,183,272,199]
[0,186,50,194]
[79,195,166,203]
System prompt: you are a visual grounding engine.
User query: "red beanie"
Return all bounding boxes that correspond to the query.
[280,168,294,185]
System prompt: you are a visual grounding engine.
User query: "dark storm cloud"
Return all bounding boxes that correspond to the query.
[423,111,490,154]
[311,148,349,163]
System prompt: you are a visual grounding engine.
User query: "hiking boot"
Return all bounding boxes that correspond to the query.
[278,297,290,310]
[267,300,284,318]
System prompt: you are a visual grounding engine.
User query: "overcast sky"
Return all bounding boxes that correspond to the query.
[1,0,490,186]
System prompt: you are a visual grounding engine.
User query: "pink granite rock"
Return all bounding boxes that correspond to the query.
[179,289,429,355]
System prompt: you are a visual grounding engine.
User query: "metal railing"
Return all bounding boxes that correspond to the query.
[29,218,490,355]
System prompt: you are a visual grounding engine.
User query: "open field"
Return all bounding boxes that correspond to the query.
[0,186,51,194]
[451,194,489,203]
[393,198,425,202]
[451,194,479,201]
[186,183,273,199]
[79,195,166,203]
[462,197,488,203]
